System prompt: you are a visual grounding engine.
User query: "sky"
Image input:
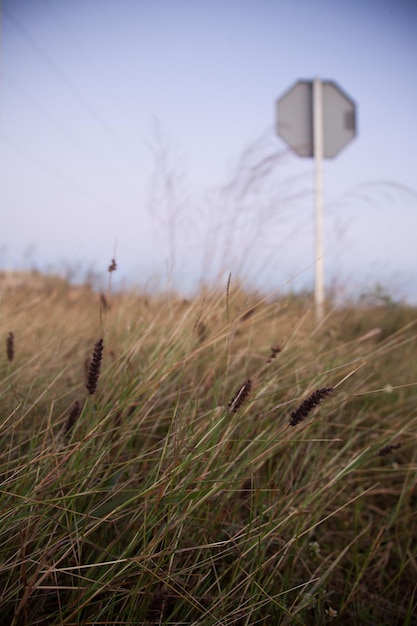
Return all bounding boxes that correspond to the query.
[1,0,417,301]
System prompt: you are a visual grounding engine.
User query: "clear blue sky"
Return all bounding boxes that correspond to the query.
[1,0,417,301]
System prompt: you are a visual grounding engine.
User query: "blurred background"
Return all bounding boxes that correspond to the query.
[1,0,417,301]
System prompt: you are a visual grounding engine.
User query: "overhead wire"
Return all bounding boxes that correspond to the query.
[2,2,140,167]
[1,1,145,210]
[42,0,130,118]
[2,74,126,181]
[1,132,118,210]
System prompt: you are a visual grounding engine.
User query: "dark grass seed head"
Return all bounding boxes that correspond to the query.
[6,332,14,362]
[63,400,82,441]
[100,293,110,311]
[289,386,333,426]
[378,442,402,456]
[228,378,252,413]
[86,338,104,395]
[267,344,281,363]
[108,258,117,272]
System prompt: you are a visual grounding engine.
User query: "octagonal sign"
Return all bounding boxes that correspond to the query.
[276,80,356,158]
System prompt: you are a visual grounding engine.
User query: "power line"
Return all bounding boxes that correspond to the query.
[42,0,127,117]
[2,74,128,180]
[1,131,118,210]
[3,3,140,167]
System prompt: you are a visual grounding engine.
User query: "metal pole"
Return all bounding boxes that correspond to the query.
[313,77,324,322]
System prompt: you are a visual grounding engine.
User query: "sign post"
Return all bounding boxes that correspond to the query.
[276,78,357,321]
[313,77,324,321]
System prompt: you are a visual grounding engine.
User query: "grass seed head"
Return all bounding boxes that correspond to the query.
[6,332,14,362]
[63,400,83,441]
[267,344,281,363]
[228,378,252,413]
[290,386,333,427]
[86,338,104,395]
[108,258,117,272]
[378,442,402,456]
[100,292,110,311]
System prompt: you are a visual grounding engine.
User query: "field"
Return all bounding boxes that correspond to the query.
[1,270,417,625]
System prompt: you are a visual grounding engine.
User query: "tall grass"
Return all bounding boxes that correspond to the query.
[1,272,416,625]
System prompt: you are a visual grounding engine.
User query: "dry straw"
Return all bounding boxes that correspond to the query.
[86,338,104,395]
[289,387,333,426]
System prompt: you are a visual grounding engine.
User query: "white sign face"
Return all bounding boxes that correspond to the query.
[276,80,356,158]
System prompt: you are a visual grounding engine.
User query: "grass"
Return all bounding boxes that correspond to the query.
[1,271,417,625]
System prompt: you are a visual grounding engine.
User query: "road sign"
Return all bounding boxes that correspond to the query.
[276,80,356,158]
[275,78,357,321]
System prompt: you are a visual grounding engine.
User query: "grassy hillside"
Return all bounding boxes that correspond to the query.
[1,272,416,625]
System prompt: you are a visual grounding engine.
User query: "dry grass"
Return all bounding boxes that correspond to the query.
[0,272,416,625]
